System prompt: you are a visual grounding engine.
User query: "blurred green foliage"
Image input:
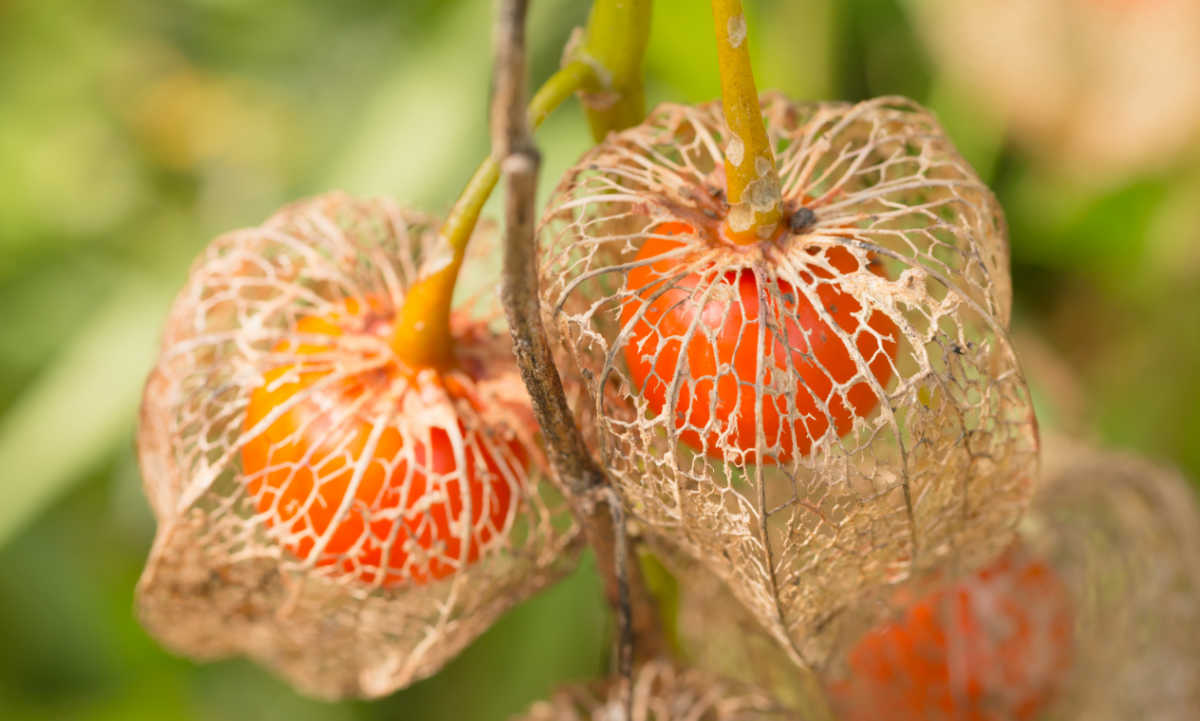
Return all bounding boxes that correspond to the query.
[0,0,1197,719]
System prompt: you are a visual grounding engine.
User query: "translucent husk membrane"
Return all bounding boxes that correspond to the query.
[1025,436,1200,721]
[538,94,1038,662]
[136,192,578,698]
[512,659,795,721]
[825,436,1200,720]
[666,436,1200,720]
[654,541,833,720]
[823,543,1074,721]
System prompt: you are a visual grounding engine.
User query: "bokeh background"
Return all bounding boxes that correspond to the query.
[2,0,1198,719]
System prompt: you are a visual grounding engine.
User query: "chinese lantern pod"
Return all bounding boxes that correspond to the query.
[824,545,1075,721]
[662,536,1071,721]
[136,193,578,699]
[818,437,1200,721]
[512,660,796,721]
[1027,437,1200,721]
[652,542,835,718]
[911,0,1200,176]
[661,513,1068,718]
[538,95,1037,660]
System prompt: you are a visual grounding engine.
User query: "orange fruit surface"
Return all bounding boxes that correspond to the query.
[241,299,524,587]
[620,222,899,463]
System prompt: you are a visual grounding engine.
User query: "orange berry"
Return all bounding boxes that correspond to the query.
[828,549,1075,721]
[240,298,525,587]
[620,222,899,463]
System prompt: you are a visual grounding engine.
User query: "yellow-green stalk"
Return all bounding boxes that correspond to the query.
[711,0,783,243]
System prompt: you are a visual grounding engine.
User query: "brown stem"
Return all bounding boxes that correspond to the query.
[490,0,665,689]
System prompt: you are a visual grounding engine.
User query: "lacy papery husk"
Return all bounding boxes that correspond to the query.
[538,94,1038,664]
[651,540,834,719]
[511,659,795,721]
[669,436,1200,720]
[1024,436,1200,721]
[826,436,1200,720]
[136,192,578,699]
[824,543,1074,721]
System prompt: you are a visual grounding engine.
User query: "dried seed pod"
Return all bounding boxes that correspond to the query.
[653,543,834,718]
[911,0,1200,176]
[512,659,795,721]
[664,521,1076,721]
[821,436,1200,721]
[662,528,1071,720]
[539,94,1037,662]
[826,546,1074,721]
[1026,437,1200,721]
[668,436,1200,720]
[136,192,577,699]
[665,540,1075,721]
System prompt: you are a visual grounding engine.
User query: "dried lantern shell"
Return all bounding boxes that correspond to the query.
[1025,437,1200,720]
[825,545,1074,721]
[538,94,1038,662]
[511,659,795,721]
[653,543,833,717]
[136,192,577,698]
[820,436,1200,721]
[669,437,1200,720]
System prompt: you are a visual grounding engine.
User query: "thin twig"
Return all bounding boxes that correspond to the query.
[491,0,605,498]
[606,486,634,712]
[489,0,665,708]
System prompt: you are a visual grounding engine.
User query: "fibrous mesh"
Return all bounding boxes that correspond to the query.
[1025,436,1200,721]
[136,192,577,698]
[824,544,1074,721]
[823,436,1200,720]
[538,94,1038,662]
[655,543,832,718]
[671,436,1200,720]
[512,660,795,721]
[661,532,1069,721]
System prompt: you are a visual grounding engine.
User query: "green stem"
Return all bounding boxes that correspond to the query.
[439,60,595,261]
[574,0,653,141]
[390,61,596,368]
[711,0,783,243]
[392,0,653,368]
